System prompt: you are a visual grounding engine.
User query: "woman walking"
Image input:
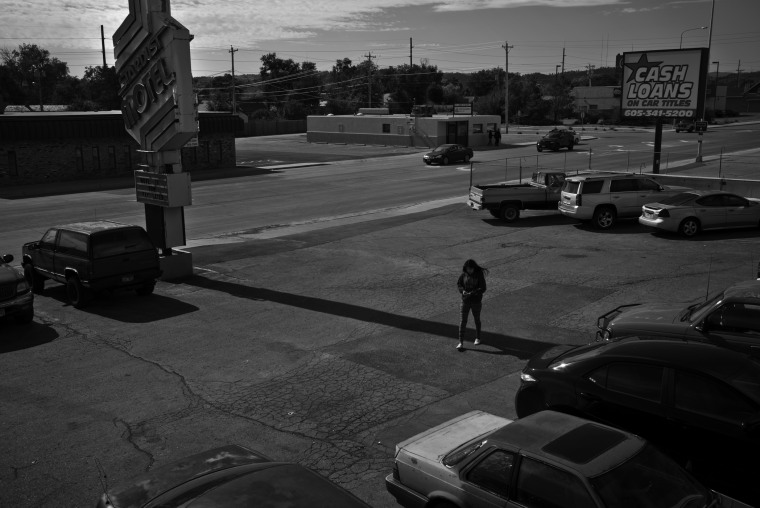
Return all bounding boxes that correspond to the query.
[456,259,488,350]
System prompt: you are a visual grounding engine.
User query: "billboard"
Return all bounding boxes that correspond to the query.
[620,48,709,120]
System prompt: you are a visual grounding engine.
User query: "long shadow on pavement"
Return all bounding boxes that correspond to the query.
[184,274,556,360]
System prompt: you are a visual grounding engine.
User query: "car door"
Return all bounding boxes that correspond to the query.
[669,368,760,499]
[700,302,760,355]
[691,194,727,230]
[722,194,756,227]
[509,456,599,508]
[635,178,667,212]
[36,228,59,279]
[575,361,671,452]
[608,178,641,218]
[460,448,516,507]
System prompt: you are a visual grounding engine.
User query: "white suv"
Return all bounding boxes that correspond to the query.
[558,173,690,229]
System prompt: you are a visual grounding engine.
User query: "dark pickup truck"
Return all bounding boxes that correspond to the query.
[22,221,161,308]
[467,171,566,222]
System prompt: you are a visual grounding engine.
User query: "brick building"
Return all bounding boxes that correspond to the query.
[0,111,238,186]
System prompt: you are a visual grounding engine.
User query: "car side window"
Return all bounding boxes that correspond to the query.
[696,195,724,207]
[580,180,603,194]
[40,229,58,250]
[708,303,760,334]
[465,449,515,498]
[723,194,748,207]
[603,363,663,402]
[637,179,660,191]
[57,231,89,257]
[674,370,755,421]
[609,179,638,192]
[515,457,595,508]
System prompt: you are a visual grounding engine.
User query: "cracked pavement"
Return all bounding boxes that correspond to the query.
[2,193,759,507]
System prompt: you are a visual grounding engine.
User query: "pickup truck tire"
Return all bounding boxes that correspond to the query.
[15,307,34,324]
[24,264,45,294]
[592,206,616,229]
[136,282,155,296]
[500,204,520,222]
[66,276,91,309]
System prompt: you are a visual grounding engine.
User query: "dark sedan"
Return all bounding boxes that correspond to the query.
[96,445,371,508]
[515,339,760,506]
[423,144,473,165]
[0,253,34,324]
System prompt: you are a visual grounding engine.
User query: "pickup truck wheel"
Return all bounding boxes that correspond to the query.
[500,204,520,222]
[24,264,45,294]
[15,307,34,324]
[592,206,616,229]
[136,282,155,296]
[66,276,91,309]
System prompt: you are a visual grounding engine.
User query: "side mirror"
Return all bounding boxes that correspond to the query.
[2,254,13,263]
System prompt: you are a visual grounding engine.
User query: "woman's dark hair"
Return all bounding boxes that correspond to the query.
[462,259,488,276]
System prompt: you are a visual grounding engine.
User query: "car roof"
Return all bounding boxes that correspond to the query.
[53,220,140,234]
[723,279,760,302]
[582,338,760,380]
[490,411,644,477]
[564,172,639,181]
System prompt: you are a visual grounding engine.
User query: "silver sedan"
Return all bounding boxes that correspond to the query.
[639,190,760,237]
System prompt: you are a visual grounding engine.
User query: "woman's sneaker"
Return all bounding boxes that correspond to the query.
[474,338,481,345]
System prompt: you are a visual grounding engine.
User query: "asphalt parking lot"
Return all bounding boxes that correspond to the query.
[2,128,760,507]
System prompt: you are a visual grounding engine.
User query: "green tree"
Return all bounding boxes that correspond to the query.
[80,66,120,110]
[0,44,69,110]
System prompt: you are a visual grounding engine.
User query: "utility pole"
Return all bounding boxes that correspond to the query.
[586,64,595,86]
[229,46,238,113]
[410,38,413,67]
[737,60,743,88]
[100,25,107,68]
[561,47,566,74]
[502,41,513,134]
[364,51,376,107]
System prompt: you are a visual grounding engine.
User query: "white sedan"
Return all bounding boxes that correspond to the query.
[639,190,760,237]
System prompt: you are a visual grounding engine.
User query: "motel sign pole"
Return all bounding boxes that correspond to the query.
[113,0,198,279]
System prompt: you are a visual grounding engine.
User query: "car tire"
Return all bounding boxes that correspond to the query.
[15,307,34,324]
[66,276,90,309]
[679,217,700,237]
[675,129,680,133]
[499,204,520,222]
[442,156,449,165]
[592,206,616,229]
[24,264,45,294]
[463,154,470,163]
[136,282,155,296]
[568,142,574,151]
[537,146,543,152]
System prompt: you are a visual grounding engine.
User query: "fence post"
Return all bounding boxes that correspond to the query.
[505,157,508,182]
[588,148,592,171]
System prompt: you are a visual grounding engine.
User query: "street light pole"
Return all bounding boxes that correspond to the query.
[554,65,560,125]
[712,61,720,114]
[679,26,707,49]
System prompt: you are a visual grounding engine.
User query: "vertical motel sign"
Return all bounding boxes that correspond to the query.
[113,0,197,251]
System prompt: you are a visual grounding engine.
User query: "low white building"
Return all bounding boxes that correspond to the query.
[307,108,501,148]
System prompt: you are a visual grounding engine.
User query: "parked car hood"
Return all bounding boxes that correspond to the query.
[396,411,511,462]
[607,303,691,334]
[0,262,23,284]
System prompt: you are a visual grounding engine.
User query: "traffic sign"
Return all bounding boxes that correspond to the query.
[695,120,708,132]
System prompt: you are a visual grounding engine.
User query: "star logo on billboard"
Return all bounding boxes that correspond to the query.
[625,54,664,83]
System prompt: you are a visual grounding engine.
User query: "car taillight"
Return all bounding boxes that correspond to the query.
[576,195,582,206]
[657,209,670,217]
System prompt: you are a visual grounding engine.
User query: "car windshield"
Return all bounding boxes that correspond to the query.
[432,145,453,153]
[681,291,724,323]
[657,193,700,206]
[590,444,710,508]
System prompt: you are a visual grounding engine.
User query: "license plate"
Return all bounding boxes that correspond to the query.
[122,275,134,283]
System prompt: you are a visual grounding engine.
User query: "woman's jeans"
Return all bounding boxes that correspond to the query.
[459,300,482,340]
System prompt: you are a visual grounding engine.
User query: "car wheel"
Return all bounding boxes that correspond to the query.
[24,264,45,294]
[442,156,449,165]
[66,276,90,309]
[500,204,520,222]
[592,206,616,229]
[136,282,155,296]
[15,307,34,324]
[675,129,680,133]
[537,146,543,152]
[463,154,470,163]
[679,217,700,237]
[568,142,574,151]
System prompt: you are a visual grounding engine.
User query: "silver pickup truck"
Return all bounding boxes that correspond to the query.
[467,171,566,222]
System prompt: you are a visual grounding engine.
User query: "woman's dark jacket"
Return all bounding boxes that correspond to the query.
[457,272,487,304]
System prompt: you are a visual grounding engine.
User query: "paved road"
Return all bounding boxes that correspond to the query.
[1,127,759,507]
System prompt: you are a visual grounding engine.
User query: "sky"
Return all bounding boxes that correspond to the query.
[1,0,758,79]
